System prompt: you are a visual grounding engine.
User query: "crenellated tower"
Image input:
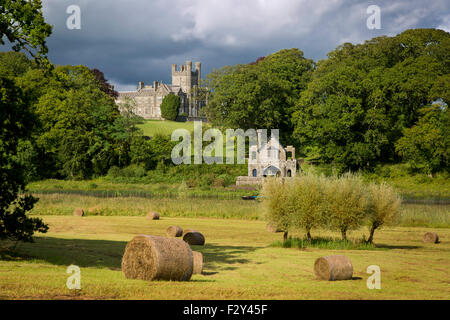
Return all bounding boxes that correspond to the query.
[171,60,201,94]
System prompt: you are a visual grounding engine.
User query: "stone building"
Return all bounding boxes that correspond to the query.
[115,61,206,120]
[236,130,297,186]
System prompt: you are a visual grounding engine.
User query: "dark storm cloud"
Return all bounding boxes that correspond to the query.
[39,0,449,91]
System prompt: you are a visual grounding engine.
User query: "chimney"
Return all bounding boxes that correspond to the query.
[153,81,158,90]
[138,81,144,90]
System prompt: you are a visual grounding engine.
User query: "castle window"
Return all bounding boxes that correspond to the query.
[252,151,256,160]
[252,169,257,177]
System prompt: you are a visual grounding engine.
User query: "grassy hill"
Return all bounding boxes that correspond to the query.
[137,120,195,137]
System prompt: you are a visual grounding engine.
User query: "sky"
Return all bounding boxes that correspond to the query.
[35,0,450,91]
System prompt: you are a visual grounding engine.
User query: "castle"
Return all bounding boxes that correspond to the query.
[115,61,206,120]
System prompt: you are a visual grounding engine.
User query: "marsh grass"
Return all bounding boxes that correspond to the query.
[29,193,261,220]
[270,236,380,250]
[399,203,450,227]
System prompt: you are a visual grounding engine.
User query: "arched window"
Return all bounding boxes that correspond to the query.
[287,170,292,177]
[252,169,257,177]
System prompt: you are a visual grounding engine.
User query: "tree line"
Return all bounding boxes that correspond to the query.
[205,29,449,174]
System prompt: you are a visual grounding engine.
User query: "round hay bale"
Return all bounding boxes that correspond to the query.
[88,205,102,215]
[266,223,283,233]
[192,251,203,274]
[314,255,353,281]
[73,208,84,217]
[423,232,439,243]
[167,226,183,237]
[121,235,193,281]
[146,211,160,220]
[183,230,205,246]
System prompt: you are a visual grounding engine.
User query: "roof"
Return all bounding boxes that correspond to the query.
[117,83,182,98]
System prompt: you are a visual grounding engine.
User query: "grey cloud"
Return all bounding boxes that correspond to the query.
[37,0,449,90]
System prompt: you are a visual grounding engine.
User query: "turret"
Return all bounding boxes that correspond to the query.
[195,62,201,85]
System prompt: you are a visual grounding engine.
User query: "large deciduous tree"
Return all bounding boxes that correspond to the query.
[0,0,52,243]
[204,49,315,145]
[292,29,450,170]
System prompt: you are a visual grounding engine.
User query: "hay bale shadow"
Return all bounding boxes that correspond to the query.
[375,244,421,250]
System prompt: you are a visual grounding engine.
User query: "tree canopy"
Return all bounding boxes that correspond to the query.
[204,48,315,145]
[160,93,181,121]
[291,28,450,170]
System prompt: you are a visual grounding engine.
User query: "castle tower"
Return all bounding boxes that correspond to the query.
[171,60,201,93]
[195,62,201,86]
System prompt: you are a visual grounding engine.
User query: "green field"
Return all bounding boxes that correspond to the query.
[1,215,449,300]
[137,120,195,137]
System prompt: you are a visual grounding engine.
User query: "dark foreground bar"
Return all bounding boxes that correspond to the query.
[0,300,445,319]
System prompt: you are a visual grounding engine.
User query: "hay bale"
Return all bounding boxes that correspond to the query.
[73,208,84,217]
[121,235,193,281]
[167,226,183,237]
[314,255,353,281]
[183,230,205,246]
[88,205,102,215]
[266,223,283,233]
[146,211,160,220]
[192,251,203,274]
[423,232,439,243]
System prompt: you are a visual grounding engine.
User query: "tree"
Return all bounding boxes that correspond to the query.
[366,182,401,243]
[395,104,449,175]
[160,93,180,121]
[289,173,327,242]
[324,174,369,241]
[91,68,118,98]
[0,0,52,62]
[31,65,130,179]
[292,29,450,170]
[0,0,51,244]
[0,77,48,244]
[204,49,315,145]
[262,178,292,241]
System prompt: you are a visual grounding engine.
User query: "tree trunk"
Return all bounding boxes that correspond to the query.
[367,224,377,244]
[306,230,312,243]
[283,231,288,242]
[341,229,347,241]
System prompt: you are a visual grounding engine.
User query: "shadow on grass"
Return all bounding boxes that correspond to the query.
[374,244,421,250]
[191,243,262,272]
[1,236,127,270]
[1,237,263,274]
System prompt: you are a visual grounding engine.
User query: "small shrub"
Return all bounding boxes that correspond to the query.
[213,177,226,188]
[121,165,147,178]
[107,166,121,178]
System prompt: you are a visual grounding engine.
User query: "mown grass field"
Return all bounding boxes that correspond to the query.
[137,120,195,137]
[1,215,449,300]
